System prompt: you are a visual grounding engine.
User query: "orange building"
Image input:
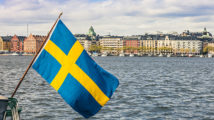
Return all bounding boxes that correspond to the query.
[10,35,26,53]
[24,34,46,53]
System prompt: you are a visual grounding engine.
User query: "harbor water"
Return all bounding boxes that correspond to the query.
[1,56,214,119]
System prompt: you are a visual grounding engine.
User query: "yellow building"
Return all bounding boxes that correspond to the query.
[142,35,158,54]
[0,36,12,52]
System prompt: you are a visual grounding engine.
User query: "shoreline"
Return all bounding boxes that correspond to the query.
[0,54,211,58]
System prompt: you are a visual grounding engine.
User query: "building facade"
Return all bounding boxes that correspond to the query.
[99,36,123,55]
[142,35,159,54]
[10,35,26,53]
[141,34,203,55]
[75,34,92,51]
[24,34,46,53]
[123,36,140,54]
[171,40,202,54]
[0,36,12,52]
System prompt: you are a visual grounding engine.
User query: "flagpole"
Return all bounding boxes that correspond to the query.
[11,12,63,98]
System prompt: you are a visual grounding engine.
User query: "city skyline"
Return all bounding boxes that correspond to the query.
[0,0,214,36]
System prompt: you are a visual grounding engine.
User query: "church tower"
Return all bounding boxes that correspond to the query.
[87,26,97,40]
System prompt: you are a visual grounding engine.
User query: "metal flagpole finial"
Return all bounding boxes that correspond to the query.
[58,12,63,20]
[59,12,63,17]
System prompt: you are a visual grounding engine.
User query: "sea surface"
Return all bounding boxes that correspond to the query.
[1,56,214,120]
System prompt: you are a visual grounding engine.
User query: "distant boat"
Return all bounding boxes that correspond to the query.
[119,53,125,57]
[101,52,107,57]
[188,54,193,57]
[101,54,107,57]
[92,53,98,57]
[159,53,163,57]
[200,55,204,58]
[22,53,34,56]
[137,53,142,57]
[167,54,171,57]
[129,53,134,57]
[11,52,19,56]
[87,52,92,56]
[208,54,212,58]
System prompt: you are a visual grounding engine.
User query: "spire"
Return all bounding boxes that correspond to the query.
[204,27,207,31]
[203,27,207,35]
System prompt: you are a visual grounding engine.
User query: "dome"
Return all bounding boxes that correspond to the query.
[88,26,96,37]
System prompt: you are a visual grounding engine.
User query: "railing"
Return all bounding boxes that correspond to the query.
[0,98,21,120]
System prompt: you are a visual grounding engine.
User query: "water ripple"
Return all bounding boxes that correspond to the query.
[1,56,214,119]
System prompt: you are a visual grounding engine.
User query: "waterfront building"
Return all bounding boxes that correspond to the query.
[157,35,173,54]
[207,42,214,48]
[142,34,203,55]
[206,42,214,54]
[75,34,92,51]
[24,34,46,54]
[99,35,123,55]
[142,34,163,55]
[156,35,202,55]
[171,39,202,55]
[10,35,26,53]
[123,36,140,55]
[0,36,12,52]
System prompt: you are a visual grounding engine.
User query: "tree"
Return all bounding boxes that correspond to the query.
[203,46,214,54]
[185,48,190,54]
[192,49,196,54]
[88,45,101,53]
[180,48,185,54]
[141,46,147,54]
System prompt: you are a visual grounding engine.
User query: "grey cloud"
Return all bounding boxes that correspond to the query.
[0,0,214,35]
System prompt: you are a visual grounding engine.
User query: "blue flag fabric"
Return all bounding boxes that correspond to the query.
[32,20,119,118]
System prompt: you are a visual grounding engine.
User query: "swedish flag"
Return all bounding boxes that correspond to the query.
[32,20,119,118]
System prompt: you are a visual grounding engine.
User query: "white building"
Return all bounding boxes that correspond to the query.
[75,34,92,51]
[99,36,123,55]
[172,40,202,54]
[157,35,202,54]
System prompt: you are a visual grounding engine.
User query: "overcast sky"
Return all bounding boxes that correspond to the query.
[0,0,214,36]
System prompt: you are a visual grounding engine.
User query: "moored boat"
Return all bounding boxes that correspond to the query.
[167,54,171,57]
[159,53,163,57]
[92,52,98,57]
[11,53,19,56]
[119,53,125,57]
[148,54,152,57]
[208,53,212,58]
[188,54,193,57]
[101,53,107,57]
[200,55,204,58]
[129,53,134,57]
